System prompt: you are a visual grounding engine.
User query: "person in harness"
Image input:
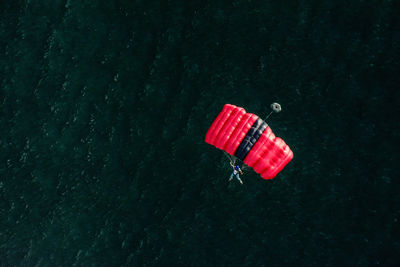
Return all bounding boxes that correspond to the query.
[229,161,244,184]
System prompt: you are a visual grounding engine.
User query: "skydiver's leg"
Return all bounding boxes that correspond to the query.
[235,174,243,184]
[229,173,234,181]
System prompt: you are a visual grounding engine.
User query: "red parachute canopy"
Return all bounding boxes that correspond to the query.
[205,104,293,180]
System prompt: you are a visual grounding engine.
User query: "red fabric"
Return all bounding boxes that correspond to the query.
[205,104,293,180]
[205,104,257,155]
[244,128,293,179]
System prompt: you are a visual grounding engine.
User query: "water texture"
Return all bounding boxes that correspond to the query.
[0,0,399,266]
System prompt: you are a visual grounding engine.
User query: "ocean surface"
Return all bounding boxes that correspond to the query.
[1,0,399,266]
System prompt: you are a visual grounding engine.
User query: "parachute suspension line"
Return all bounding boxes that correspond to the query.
[264,102,282,121]
[241,163,255,173]
[241,163,249,171]
[223,151,236,164]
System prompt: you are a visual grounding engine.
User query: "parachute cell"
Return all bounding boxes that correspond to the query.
[205,104,293,180]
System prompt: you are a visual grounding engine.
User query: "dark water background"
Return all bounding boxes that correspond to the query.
[1,0,399,266]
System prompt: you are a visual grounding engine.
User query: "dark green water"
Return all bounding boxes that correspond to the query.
[1,0,399,266]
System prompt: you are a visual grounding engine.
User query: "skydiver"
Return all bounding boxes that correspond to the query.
[229,161,244,184]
